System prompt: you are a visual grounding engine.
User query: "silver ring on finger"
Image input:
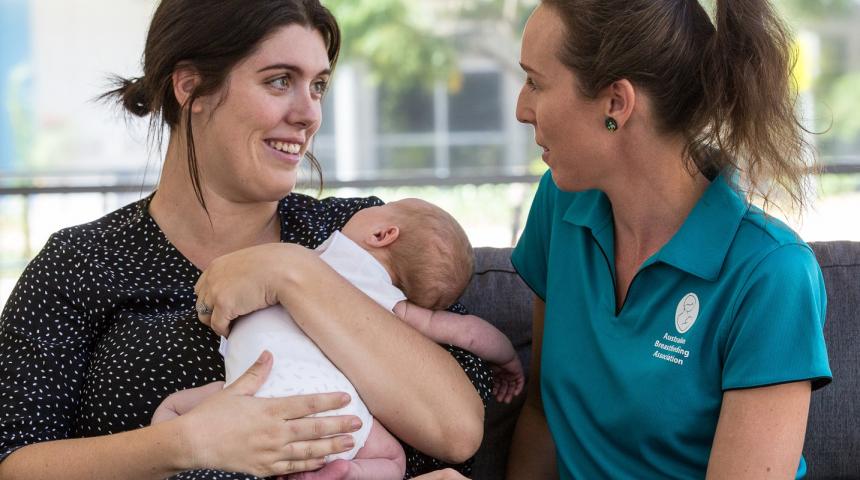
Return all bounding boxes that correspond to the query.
[195,301,213,316]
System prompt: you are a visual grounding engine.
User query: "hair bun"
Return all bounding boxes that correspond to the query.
[121,77,150,117]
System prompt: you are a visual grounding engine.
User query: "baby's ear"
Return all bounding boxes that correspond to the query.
[368,225,399,247]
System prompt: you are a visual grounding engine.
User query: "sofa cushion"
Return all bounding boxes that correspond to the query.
[805,242,860,479]
[461,247,533,480]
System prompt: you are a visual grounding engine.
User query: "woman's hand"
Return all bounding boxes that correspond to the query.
[172,350,363,477]
[151,381,225,425]
[194,243,303,336]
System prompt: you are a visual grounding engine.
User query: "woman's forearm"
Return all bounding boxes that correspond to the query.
[507,400,558,479]
[277,245,484,462]
[507,296,556,479]
[0,420,190,480]
[705,382,811,479]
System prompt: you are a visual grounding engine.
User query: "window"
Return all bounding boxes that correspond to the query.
[372,69,531,178]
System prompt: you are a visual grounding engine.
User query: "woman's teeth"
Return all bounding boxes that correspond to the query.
[266,140,301,154]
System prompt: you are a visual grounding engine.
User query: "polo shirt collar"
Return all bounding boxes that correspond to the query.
[561,173,748,281]
[654,172,748,280]
[561,189,614,233]
[562,189,617,264]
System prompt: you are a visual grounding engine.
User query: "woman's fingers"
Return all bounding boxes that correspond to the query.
[265,392,353,420]
[274,415,362,442]
[209,304,233,337]
[198,289,236,336]
[195,295,212,326]
[270,458,327,477]
[193,272,205,296]
[226,350,273,396]
[265,433,356,477]
[280,434,355,461]
[194,274,209,323]
[199,287,257,336]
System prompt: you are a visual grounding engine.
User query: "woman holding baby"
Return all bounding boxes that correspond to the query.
[0,1,486,478]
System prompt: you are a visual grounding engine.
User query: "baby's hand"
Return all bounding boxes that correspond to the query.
[491,356,525,404]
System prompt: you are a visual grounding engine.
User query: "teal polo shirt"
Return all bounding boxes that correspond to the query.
[512,171,831,479]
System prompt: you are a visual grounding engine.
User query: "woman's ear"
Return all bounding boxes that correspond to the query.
[171,64,203,114]
[367,226,400,248]
[603,79,636,130]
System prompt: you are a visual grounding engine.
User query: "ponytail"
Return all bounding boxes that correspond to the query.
[695,0,813,210]
[117,77,151,117]
[98,74,169,168]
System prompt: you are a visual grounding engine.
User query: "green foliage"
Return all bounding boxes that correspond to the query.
[324,0,457,91]
[455,0,536,31]
[818,173,860,195]
[699,0,857,23]
[775,0,856,21]
[824,73,860,142]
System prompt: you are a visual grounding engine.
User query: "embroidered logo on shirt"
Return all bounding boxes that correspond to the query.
[675,293,700,334]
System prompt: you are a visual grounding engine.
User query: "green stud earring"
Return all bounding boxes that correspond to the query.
[605,117,618,132]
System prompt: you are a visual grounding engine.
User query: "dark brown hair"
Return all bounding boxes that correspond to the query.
[102,0,341,210]
[388,200,474,310]
[542,0,814,210]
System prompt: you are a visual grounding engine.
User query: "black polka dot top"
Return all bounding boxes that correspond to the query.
[0,193,491,479]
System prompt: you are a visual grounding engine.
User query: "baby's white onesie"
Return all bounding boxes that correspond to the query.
[222,231,406,460]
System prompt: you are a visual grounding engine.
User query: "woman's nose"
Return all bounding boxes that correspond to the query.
[287,90,320,130]
[515,88,535,125]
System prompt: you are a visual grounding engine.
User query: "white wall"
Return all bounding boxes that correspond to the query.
[28,0,156,173]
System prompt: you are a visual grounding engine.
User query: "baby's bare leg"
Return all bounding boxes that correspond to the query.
[347,419,406,478]
[287,419,405,480]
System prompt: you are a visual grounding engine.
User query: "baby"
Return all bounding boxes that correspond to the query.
[223,198,523,479]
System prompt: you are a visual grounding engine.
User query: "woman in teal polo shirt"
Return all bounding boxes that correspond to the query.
[506,1,831,479]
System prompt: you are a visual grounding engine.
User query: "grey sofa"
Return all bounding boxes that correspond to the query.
[461,242,860,479]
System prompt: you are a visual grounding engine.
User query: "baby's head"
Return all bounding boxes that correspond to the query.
[341,199,473,310]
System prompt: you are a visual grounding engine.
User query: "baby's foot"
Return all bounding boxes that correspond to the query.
[287,459,352,480]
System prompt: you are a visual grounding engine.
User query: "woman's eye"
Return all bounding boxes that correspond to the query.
[312,80,329,96]
[269,76,290,90]
[526,77,538,91]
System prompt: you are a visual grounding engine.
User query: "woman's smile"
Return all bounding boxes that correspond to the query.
[263,138,304,166]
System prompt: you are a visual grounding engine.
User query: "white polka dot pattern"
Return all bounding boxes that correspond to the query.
[0,193,491,479]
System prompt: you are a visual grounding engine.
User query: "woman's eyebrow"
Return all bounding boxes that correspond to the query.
[519,61,542,77]
[256,63,331,77]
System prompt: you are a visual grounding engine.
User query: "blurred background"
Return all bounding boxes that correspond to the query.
[1,0,859,309]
